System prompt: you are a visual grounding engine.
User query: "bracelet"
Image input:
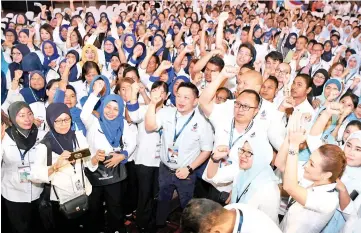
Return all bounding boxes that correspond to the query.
[210,153,221,163]
[52,164,59,172]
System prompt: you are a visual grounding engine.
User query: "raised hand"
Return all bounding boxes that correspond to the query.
[220,65,239,79]
[131,82,140,96]
[14,70,23,81]
[212,145,230,160]
[325,102,343,116]
[93,80,105,95]
[288,112,307,146]
[150,88,163,105]
[115,39,122,50]
[184,44,194,53]
[282,96,295,109]
[159,60,172,70]
[219,12,229,23]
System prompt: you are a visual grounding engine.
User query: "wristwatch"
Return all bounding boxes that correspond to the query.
[187,165,194,175]
[210,153,221,163]
[288,149,298,156]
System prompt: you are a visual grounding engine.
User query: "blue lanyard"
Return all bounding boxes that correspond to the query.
[237,209,243,233]
[17,148,28,165]
[228,119,254,150]
[173,111,195,146]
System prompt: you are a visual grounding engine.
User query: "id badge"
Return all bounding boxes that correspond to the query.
[155,141,161,158]
[168,144,179,164]
[18,164,31,183]
[71,175,83,192]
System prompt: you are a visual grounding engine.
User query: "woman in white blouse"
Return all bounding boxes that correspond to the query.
[80,81,137,233]
[276,112,347,233]
[207,132,280,224]
[33,103,97,231]
[1,102,46,232]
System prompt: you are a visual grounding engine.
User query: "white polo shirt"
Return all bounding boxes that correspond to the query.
[155,106,214,169]
[280,169,339,233]
[225,203,282,233]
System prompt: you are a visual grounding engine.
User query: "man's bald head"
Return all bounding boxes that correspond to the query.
[236,70,263,94]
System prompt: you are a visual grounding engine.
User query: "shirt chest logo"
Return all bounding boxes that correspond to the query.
[191,123,198,132]
[260,110,267,120]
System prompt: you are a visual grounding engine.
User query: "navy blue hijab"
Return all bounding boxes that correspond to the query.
[8,44,30,83]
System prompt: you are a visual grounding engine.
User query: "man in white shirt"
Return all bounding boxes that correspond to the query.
[145,82,213,226]
[180,198,282,233]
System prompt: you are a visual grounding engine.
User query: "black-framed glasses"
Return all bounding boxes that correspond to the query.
[238,148,253,157]
[234,101,257,111]
[54,118,71,125]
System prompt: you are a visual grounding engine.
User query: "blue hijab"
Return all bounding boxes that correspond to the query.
[151,34,165,56]
[122,34,136,54]
[59,24,70,42]
[169,76,190,106]
[322,40,333,62]
[66,50,80,82]
[128,42,147,65]
[20,70,46,104]
[104,37,116,63]
[80,75,111,111]
[98,94,125,147]
[21,52,44,88]
[253,25,262,44]
[9,44,30,82]
[42,40,60,68]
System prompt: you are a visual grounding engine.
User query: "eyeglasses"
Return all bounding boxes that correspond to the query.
[234,101,257,111]
[54,117,71,125]
[216,95,227,102]
[238,147,253,157]
[275,68,289,76]
[314,74,325,80]
[11,52,21,56]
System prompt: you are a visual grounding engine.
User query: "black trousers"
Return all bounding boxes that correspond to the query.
[135,164,159,230]
[123,161,138,215]
[3,197,45,233]
[88,182,126,233]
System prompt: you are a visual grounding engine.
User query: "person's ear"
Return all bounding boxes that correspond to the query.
[193,98,199,107]
[322,171,332,181]
[306,87,312,95]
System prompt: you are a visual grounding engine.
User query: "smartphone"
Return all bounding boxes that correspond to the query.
[69,148,91,161]
[350,190,359,201]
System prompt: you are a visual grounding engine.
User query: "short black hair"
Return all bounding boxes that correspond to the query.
[313,42,324,50]
[265,51,283,63]
[238,42,256,65]
[216,87,234,100]
[181,199,225,233]
[177,82,199,98]
[151,81,169,93]
[242,26,250,33]
[340,92,358,109]
[296,73,312,89]
[298,35,309,44]
[123,66,140,80]
[331,34,340,40]
[346,120,361,131]
[265,75,279,88]
[238,89,261,107]
[208,56,225,71]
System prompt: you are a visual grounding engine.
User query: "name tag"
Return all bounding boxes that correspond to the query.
[168,145,179,164]
[18,164,31,183]
[155,141,161,159]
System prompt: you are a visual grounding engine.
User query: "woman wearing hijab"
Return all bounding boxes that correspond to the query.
[151,34,166,59]
[2,29,18,56]
[128,41,147,67]
[18,29,39,51]
[102,37,118,78]
[278,32,297,59]
[167,76,190,107]
[80,75,111,111]
[33,103,96,232]
[80,82,137,233]
[322,40,334,63]
[311,68,330,100]
[344,54,361,95]
[5,70,48,131]
[42,40,61,74]
[21,51,45,87]
[6,44,31,89]
[1,102,46,233]
[122,33,136,59]
[78,44,101,69]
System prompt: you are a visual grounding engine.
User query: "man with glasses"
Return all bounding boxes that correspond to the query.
[199,66,285,204]
[301,43,330,77]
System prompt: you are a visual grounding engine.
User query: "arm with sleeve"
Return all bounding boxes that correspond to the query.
[80,93,98,129]
[28,143,50,184]
[127,101,146,124]
[121,122,138,162]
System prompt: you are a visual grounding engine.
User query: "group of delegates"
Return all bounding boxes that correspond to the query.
[1,0,361,233]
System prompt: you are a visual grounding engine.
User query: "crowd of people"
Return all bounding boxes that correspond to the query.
[1,0,361,232]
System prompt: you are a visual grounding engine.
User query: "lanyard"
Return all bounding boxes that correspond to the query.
[172,111,195,146]
[228,119,254,150]
[236,182,251,203]
[237,209,243,233]
[11,131,31,165]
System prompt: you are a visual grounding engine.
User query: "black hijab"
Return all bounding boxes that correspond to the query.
[312,68,330,97]
[6,102,38,151]
[43,103,76,155]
